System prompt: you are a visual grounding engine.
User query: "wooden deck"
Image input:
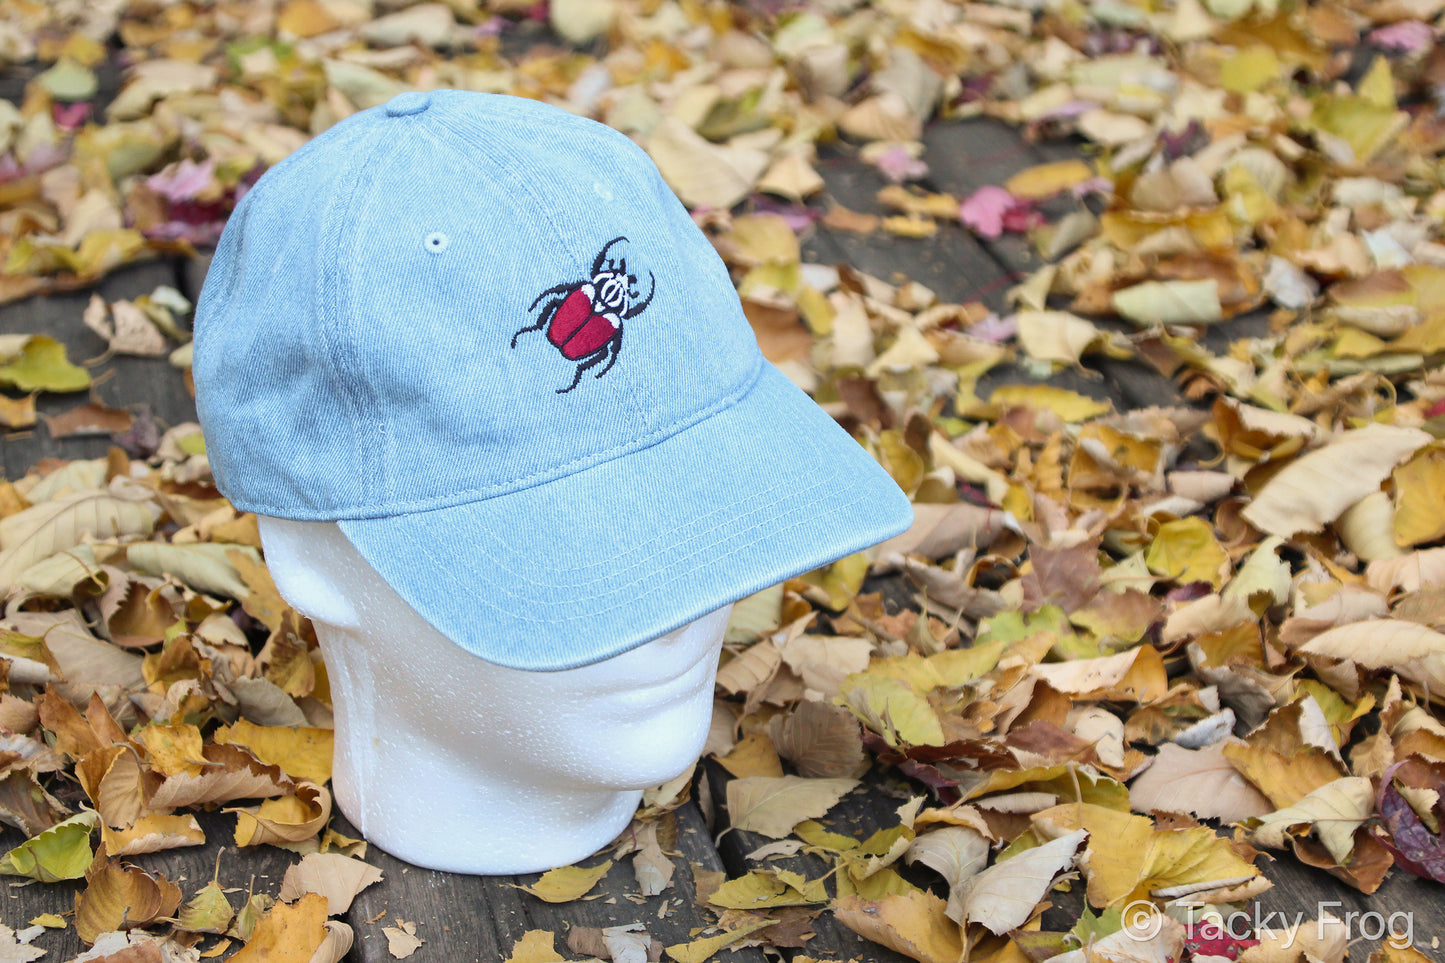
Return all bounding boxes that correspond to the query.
[1,91,1441,962]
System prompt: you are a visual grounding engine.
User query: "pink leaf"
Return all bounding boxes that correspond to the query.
[958,186,1014,239]
[146,158,216,203]
[1370,20,1435,53]
[870,145,928,184]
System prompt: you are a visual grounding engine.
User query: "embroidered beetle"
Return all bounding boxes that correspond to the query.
[510,236,656,393]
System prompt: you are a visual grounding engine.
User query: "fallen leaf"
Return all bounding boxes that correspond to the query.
[726,775,858,838]
[228,893,329,963]
[1242,425,1431,537]
[959,829,1086,931]
[517,861,613,903]
[382,919,424,959]
[278,853,383,915]
[833,890,964,963]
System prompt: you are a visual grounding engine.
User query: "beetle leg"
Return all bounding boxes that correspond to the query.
[594,329,623,379]
[511,296,565,348]
[556,349,607,393]
[527,283,577,313]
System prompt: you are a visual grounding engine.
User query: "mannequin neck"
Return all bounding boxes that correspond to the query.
[321,626,641,874]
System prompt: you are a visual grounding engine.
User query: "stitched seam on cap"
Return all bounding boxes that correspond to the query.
[329,127,408,505]
[419,112,652,426]
[231,348,764,518]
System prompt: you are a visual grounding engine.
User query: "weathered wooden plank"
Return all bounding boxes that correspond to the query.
[0,259,195,479]
[810,148,1017,309]
[340,799,766,963]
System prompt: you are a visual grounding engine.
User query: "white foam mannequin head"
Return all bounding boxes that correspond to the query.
[255,516,733,875]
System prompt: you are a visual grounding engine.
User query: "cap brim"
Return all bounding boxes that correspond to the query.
[337,363,913,670]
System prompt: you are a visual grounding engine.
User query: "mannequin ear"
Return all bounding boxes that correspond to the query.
[255,516,362,629]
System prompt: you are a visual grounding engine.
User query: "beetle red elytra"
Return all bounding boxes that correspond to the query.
[511,236,656,393]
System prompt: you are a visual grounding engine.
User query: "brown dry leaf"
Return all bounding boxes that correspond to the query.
[74,850,183,945]
[0,489,158,585]
[383,919,425,959]
[1128,742,1274,823]
[904,826,991,917]
[228,893,329,963]
[833,890,964,963]
[278,853,383,916]
[726,775,858,839]
[872,502,1011,564]
[1251,776,1374,864]
[231,782,331,848]
[1300,618,1445,692]
[768,700,871,779]
[42,402,134,439]
[1241,425,1431,537]
[1029,646,1169,702]
[0,393,36,429]
[146,743,293,809]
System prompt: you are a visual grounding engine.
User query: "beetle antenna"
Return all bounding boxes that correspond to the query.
[592,236,628,278]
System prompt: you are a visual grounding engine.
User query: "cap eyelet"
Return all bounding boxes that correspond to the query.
[424,232,449,254]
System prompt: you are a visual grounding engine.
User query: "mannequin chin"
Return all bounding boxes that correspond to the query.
[256,516,733,875]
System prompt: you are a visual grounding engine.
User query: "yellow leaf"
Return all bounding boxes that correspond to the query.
[231,783,331,848]
[838,675,946,747]
[881,215,938,238]
[1393,445,1445,547]
[0,336,90,393]
[716,731,784,779]
[228,893,329,963]
[1032,803,1259,908]
[213,720,334,784]
[137,723,208,778]
[719,214,801,266]
[799,551,869,610]
[1220,46,1281,93]
[666,919,773,963]
[101,814,205,857]
[1005,160,1094,200]
[1146,517,1230,588]
[506,930,566,963]
[0,811,98,882]
[833,890,965,963]
[517,861,613,903]
[989,384,1111,422]
[708,870,828,909]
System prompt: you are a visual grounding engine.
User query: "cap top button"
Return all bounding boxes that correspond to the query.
[386,91,431,117]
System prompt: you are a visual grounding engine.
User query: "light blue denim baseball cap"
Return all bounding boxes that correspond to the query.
[193,89,912,670]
